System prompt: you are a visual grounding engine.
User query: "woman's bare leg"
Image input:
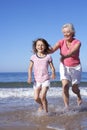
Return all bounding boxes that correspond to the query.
[62,79,70,109]
[72,84,82,106]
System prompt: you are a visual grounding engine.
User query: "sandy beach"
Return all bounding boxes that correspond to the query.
[0,96,87,130]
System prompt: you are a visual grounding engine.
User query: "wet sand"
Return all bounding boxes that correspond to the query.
[0,97,87,130]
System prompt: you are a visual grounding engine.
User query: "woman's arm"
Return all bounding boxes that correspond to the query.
[60,42,81,59]
[49,41,60,54]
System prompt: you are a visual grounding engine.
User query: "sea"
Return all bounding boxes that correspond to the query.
[0,72,87,112]
[0,71,87,82]
[0,72,87,129]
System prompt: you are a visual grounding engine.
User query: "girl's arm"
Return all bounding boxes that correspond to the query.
[49,62,56,79]
[27,61,33,84]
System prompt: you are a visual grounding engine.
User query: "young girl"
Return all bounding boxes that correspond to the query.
[27,38,56,113]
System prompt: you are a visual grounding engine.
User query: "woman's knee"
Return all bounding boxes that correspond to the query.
[62,80,69,92]
[72,84,80,93]
[62,84,69,93]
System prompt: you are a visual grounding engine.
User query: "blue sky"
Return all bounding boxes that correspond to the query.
[0,0,87,72]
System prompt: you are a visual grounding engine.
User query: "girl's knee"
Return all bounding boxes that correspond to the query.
[34,96,39,102]
[40,95,45,102]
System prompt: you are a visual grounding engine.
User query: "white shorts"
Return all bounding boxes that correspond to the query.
[33,80,50,89]
[59,62,82,85]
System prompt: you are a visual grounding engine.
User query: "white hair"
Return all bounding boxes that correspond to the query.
[62,23,75,37]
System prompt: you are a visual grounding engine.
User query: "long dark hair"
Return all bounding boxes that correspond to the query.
[32,38,51,54]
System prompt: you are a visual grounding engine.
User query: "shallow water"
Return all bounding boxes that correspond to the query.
[0,96,87,130]
[0,86,87,130]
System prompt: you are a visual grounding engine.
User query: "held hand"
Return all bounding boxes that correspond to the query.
[48,47,54,54]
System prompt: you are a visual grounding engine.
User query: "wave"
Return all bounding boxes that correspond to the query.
[0,86,87,99]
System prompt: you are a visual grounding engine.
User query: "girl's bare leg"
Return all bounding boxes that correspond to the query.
[34,87,43,111]
[40,87,49,113]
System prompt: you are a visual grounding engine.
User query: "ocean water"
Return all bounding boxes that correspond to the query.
[0,72,87,82]
[0,72,87,113]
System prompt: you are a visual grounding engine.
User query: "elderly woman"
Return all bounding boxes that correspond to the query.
[51,23,82,110]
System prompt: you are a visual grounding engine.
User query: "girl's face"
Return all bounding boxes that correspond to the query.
[62,27,73,41]
[36,40,46,53]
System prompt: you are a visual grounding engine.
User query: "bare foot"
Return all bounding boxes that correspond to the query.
[38,106,43,112]
[77,99,82,106]
[63,106,70,113]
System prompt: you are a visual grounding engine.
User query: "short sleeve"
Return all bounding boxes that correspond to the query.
[30,55,35,62]
[48,54,52,63]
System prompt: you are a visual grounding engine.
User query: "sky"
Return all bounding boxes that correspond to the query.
[0,0,87,72]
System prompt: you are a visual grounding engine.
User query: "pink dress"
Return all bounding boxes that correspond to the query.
[30,54,52,82]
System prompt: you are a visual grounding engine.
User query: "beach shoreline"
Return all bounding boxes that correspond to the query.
[0,96,87,130]
[0,76,87,130]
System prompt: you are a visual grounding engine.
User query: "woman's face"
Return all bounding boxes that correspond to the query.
[62,27,73,41]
